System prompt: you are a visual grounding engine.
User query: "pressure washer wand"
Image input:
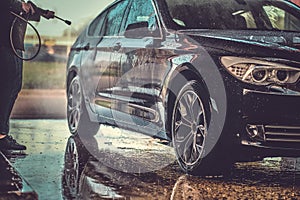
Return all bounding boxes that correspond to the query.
[54,15,72,26]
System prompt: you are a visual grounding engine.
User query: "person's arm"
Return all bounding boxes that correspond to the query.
[27,1,55,22]
[1,0,36,17]
[39,8,55,20]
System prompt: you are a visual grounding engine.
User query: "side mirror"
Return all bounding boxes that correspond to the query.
[124,21,151,39]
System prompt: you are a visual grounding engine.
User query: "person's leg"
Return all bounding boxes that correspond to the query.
[0,47,16,135]
[5,49,23,130]
[0,48,26,150]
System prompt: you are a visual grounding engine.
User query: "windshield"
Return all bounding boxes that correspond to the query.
[165,0,300,31]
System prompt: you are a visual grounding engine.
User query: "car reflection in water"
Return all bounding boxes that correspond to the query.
[61,132,300,200]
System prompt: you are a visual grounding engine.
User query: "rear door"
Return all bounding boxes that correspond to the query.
[93,0,130,121]
[109,0,169,135]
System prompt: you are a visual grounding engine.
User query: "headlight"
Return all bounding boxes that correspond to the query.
[221,56,300,85]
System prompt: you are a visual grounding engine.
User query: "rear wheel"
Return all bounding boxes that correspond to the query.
[171,80,232,176]
[67,76,99,135]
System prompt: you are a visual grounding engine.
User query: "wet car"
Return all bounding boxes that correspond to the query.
[66,0,300,175]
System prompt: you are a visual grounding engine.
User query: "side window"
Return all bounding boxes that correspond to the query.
[103,0,129,36]
[88,11,107,37]
[124,0,159,36]
[263,5,300,31]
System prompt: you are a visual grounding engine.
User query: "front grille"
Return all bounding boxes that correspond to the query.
[264,125,300,143]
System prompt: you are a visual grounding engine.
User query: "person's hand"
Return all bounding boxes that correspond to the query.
[42,10,55,19]
[21,2,35,14]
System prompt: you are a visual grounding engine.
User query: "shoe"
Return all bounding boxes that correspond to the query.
[0,135,26,151]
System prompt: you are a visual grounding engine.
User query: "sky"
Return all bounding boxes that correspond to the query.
[31,0,114,36]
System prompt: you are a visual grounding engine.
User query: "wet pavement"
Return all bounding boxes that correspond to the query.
[3,119,300,199]
[6,120,69,200]
[0,151,38,200]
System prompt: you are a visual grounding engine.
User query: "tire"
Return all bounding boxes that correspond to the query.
[67,76,100,136]
[171,80,232,176]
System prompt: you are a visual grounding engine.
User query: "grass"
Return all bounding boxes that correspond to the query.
[23,62,66,89]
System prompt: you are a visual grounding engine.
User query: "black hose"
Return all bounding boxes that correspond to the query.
[10,11,41,61]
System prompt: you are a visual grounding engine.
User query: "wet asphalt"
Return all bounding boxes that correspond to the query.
[6,119,300,200]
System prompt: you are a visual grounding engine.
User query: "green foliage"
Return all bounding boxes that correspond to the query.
[23,62,66,89]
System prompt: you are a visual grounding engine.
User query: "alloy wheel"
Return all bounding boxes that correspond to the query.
[172,88,207,168]
[67,77,82,134]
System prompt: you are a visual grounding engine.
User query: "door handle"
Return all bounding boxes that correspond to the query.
[83,43,90,51]
[113,42,121,51]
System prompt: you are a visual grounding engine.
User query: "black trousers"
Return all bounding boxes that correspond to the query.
[0,47,22,134]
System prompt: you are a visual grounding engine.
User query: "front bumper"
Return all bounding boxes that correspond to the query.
[239,88,300,155]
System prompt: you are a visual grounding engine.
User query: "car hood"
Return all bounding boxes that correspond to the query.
[178,30,300,61]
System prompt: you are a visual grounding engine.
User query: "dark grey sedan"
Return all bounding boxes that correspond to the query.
[66,0,300,175]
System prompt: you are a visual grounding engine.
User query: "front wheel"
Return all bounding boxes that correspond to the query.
[67,76,99,136]
[171,80,232,176]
